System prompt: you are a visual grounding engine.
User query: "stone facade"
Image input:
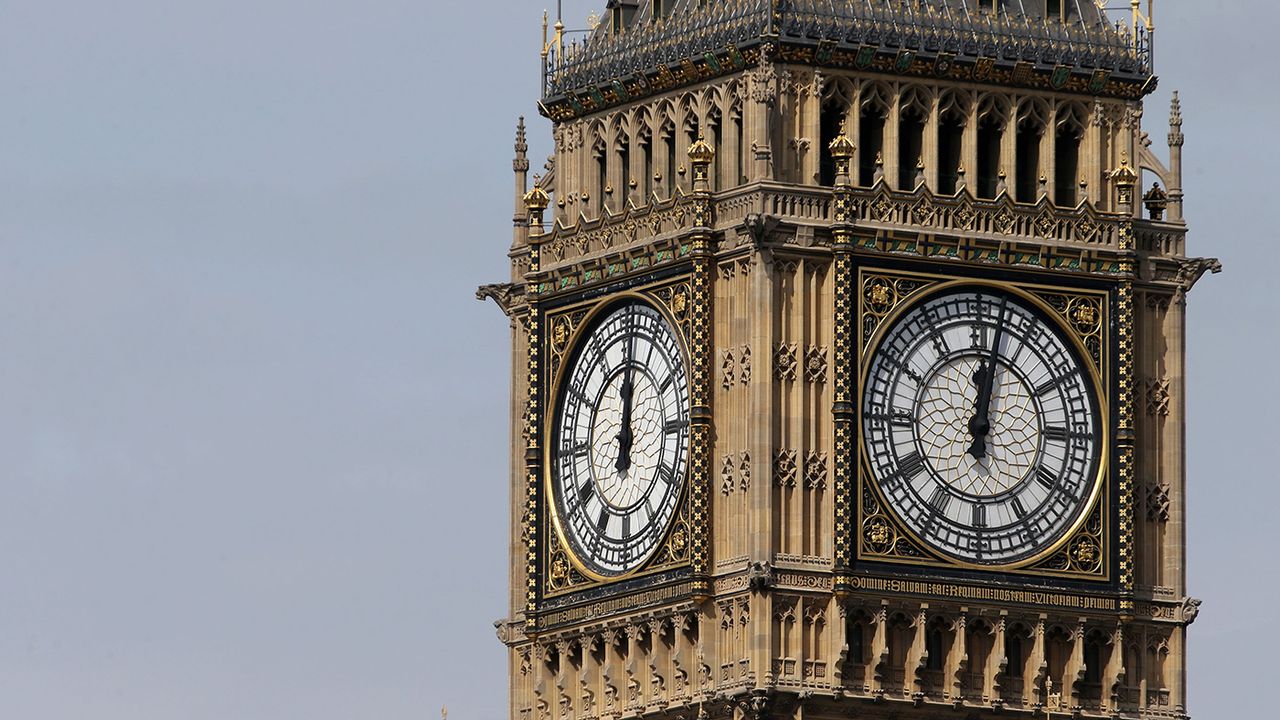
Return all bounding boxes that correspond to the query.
[482,3,1216,719]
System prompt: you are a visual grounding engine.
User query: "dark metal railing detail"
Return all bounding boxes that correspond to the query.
[544,0,1148,99]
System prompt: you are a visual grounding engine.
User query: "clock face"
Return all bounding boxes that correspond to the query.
[550,301,690,578]
[862,287,1102,565]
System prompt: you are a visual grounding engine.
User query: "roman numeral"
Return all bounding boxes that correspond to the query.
[566,441,589,458]
[664,418,687,434]
[596,509,610,533]
[1036,466,1059,490]
[898,451,925,479]
[891,409,914,427]
[928,486,951,514]
[1035,374,1068,397]
[658,464,676,484]
[972,504,987,528]
[659,374,673,394]
[578,483,594,505]
[1043,425,1069,443]
[621,514,630,541]
[1011,497,1027,519]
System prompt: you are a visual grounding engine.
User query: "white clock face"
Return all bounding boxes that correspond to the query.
[550,301,689,577]
[862,288,1101,565]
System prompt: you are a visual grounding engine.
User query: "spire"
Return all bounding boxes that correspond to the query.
[512,116,531,249]
[1166,91,1184,221]
[1168,91,1183,147]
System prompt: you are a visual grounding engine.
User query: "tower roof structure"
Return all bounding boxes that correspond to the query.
[540,0,1153,121]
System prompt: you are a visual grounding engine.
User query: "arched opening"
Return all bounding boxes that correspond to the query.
[1044,626,1072,699]
[618,141,631,208]
[859,86,889,186]
[1054,104,1086,206]
[898,91,928,190]
[711,114,723,190]
[977,94,1009,198]
[885,613,913,693]
[592,133,608,215]
[937,91,968,194]
[963,620,993,700]
[1016,100,1048,202]
[733,108,745,185]
[640,130,653,201]
[1081,630,1107,706]
[820,102,844,186]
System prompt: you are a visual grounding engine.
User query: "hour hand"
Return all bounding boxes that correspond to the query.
[614,370,635,472]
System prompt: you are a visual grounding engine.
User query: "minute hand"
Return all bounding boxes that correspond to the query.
[967,298,1007,459]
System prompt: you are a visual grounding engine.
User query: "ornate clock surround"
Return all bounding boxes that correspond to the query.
[851,262,1120,585]
[540,276,699,600]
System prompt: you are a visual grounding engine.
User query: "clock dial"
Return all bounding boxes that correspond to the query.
[551,301,689,577]
[862,288,1101,565]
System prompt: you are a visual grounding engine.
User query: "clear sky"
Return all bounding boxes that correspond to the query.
[0,1,1274,718]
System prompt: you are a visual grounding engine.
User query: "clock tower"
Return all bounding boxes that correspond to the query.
[481,2,1217,719]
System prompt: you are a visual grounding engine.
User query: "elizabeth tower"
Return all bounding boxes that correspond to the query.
[480,2,1217,719]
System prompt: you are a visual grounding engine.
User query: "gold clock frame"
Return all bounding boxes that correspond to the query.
[540,279,697,596]
[854,267,1114,582]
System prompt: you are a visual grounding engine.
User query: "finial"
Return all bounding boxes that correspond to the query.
[1037,173,1048,198]
[828,131,855,187]
[687,134,715,164]
[872,151,885,184]
[996,167,1008,195]
[523,184,551,212]
[955,164,967,193]
[442,707,448,720]
[1143,182,1169,220]
[1168,90,1184,148]
[914,156,926,188]
[1111,152,1138,209]
[513,116,529,173]
[1079,175,1089,203]
[1111,152,1138,186]
[827,132,855,159]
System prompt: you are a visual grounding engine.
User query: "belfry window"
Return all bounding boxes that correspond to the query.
[619,143,631,205]
[898,103,926,190]
[734,114,745,184]
[1055,105,1086,206]
[937,94,966,194]
[859,89,888,186]
[819,102,844,186]
[977,118,1002,197]
[1016,101,1048,202]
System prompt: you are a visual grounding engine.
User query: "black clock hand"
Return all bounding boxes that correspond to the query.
[615,336,636,473]
[967,297,1008,459]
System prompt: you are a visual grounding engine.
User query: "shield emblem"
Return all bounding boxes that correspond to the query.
[1089,69,1111,94]
[895,50,915,73]
[856,45,876,69]
[1050,65,1071,89]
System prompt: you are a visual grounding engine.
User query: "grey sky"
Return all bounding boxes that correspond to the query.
[0,1,1274,718]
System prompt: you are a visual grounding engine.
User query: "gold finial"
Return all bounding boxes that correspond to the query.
[874,151,884,167]
[687,134,715,164]
[1111,151,1138,186]
[827,132,855,159]
[523,184,550,212]
[956,164,965,175]
[917,155,925,170]
[442,706,448,720]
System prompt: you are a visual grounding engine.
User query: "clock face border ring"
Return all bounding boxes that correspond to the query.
[543,291,693,583]
[857,278,1111,572]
